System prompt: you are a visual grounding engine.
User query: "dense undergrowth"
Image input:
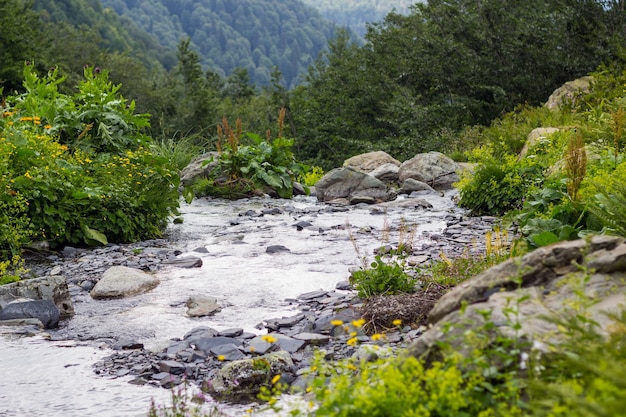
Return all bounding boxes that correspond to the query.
[457,66,626,249]
[0,65,180,262]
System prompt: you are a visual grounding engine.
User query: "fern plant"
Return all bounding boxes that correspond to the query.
[589,181,626,237]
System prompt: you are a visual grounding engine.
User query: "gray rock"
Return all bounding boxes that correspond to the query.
[409,236,626,360]
[273,334,306,353]
[159,360,186,375]
[398,178,439,195]
[211,343,246,361]
[90,266,159,299]
[293,332,331,345]
[343,151,401,173]
[369,163,400,183]
[297,290,328,301]
[0,275,73,319]
[186,295,221,317]
[217,328,244,338]
[315,167,396,204]
[0,299,60,328]
[206,350,294,401]
[112,339,144,350]
[179,152,219,187]
[398,152,460,190]
[163,257,203,268]
[184,326,218,340]
[545,76,593,110]
[192,336,242,353]
[266,245,291,254]
[247,336,278,355]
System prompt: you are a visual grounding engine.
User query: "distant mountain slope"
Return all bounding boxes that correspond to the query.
[300,0,416,37]
[34,0,176,70]
[101,0,340,87]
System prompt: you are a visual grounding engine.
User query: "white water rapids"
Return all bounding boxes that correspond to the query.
[0,193,460,417]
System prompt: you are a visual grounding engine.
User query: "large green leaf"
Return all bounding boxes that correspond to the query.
[81,224,108,246]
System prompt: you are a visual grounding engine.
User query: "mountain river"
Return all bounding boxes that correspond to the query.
[0,192,462,416]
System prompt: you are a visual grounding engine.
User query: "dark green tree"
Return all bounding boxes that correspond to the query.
[0,0,43,92]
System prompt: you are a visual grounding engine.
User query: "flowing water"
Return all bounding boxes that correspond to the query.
[0,193,461,417]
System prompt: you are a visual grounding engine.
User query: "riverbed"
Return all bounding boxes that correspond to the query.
[0,192,463,416]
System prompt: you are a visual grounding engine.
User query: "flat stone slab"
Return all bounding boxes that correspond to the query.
[90,266,159,299]
[293,332,331,345]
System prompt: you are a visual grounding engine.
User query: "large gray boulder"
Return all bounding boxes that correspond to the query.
[398,152,460,190]
[0,275,73,319]
[343,151,401,173]
[0,299,60,328]
[315,167,397,204]
[90,266,159,299]
[409,235,626,359]
[204,350,294,401]
[545,76,593,110]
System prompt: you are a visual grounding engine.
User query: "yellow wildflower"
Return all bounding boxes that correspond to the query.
[346,337,358,346]
[262,334,277,344]
[271,374,281,384]
[371,333,385,341]
[351,319,366,328]
[392,319,403,327]
[330,319,344,326]
[217,355,225,361]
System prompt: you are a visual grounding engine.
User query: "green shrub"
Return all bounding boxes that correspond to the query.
[457,155,534,216]
[0,64,180,256]
[349,255,416,299]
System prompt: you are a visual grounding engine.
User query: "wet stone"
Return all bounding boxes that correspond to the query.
[266,245,291,254]
[159,360,186,375]
[217,328,244,338]
[210,343,246,361]
[297,290,328,301]
[193,337,242,353]
[246,337,276,355]
[293,332,331,345]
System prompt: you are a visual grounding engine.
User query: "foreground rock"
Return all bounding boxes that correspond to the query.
[0,299,60,328]
[315,167,397,204]
[205,350,294,401]
[0,275,73,319]
[409,235,626,359]
[90,266,160,299]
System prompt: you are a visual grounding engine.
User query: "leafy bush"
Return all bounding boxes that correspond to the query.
[457,155,535,216]
[0,65,180,256]
[188,112,309,200]
[349,255,416,299]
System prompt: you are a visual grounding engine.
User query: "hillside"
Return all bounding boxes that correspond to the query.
[34,0,176,71]
[100,0,340,87]
[301,0,416,37]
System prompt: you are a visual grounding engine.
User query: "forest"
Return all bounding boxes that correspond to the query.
[99,0,339,87]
